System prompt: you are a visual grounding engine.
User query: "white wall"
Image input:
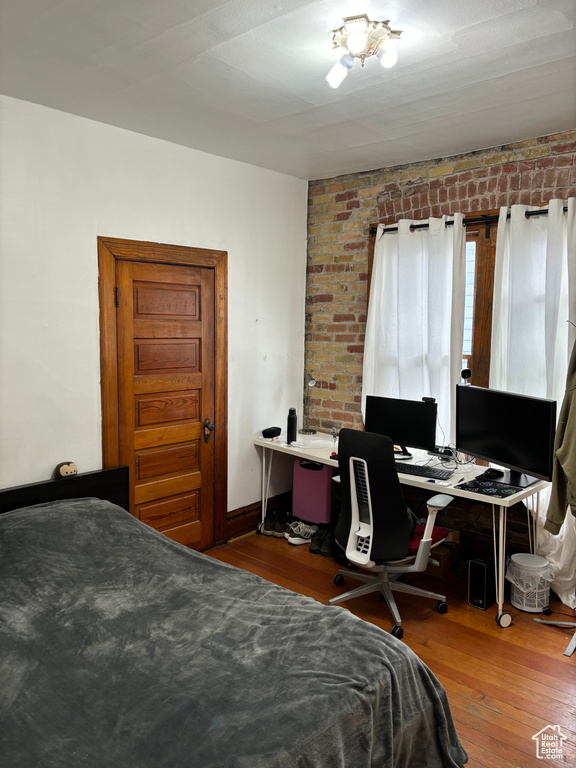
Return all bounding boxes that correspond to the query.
[0,95,308,510]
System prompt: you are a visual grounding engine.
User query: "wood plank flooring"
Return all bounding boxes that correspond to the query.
[206,533,576,768]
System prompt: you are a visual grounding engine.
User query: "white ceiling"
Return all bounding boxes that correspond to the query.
[1,0,575,180]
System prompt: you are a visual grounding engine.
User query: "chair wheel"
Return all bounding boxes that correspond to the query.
[496,611,512,628]
[391,625,404,639]
[333,574,345,587]
[435,601,448,614]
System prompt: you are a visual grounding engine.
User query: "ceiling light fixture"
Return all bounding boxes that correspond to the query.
[326,14,402,89]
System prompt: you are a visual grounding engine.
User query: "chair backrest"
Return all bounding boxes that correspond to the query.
[335,428,414,562]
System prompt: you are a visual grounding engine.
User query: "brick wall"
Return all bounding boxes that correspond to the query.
[306,130,576,433]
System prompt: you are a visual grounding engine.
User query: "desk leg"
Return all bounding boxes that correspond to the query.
[493,504,512,628]
[260,447,274,523]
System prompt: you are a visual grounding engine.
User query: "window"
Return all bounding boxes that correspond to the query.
[368,211,499,390]
[463,216,497,388]
[462,240,475,367]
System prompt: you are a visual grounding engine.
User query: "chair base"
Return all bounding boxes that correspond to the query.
[329,569,446,628]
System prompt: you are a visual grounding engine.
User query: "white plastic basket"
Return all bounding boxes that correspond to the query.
[506,553,552,613]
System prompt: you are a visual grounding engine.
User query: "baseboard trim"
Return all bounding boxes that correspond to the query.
[226,491,291,540]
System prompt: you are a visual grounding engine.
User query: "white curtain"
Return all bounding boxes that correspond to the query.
[490,198,576,607]
[490,199,576,403]
[362,215,466,444]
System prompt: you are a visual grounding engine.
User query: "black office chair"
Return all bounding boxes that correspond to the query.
[329,428,453,639]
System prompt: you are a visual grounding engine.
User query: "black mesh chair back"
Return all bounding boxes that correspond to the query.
[334,428,413,562]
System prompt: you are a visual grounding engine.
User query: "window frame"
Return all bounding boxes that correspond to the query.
[463,214,498,388]
[367,210,499,389]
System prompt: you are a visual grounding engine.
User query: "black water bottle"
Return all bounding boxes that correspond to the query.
[287,408,297,444]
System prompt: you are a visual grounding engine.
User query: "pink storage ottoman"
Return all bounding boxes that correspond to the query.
[292,459,336,524]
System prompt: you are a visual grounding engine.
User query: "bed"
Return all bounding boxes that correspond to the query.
[0,469,467,767]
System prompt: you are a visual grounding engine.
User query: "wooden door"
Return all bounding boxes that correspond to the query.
[98,237,228,550]
[116,261,214,549]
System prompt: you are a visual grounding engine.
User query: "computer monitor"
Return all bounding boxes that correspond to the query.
[455,384,556,487]
[364,395,438,457]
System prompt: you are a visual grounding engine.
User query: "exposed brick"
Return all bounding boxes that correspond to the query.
[430,165,454,178]
[310,194,333,204]
[454,159,481,172]
[551,140,576,154]
[535,158,555,170]
[304,130,576,433]
[335,190,358,203]
[485,152,515,165]
[554,155,573,167]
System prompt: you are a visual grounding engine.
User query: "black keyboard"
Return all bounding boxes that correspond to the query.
[394,462,452,480]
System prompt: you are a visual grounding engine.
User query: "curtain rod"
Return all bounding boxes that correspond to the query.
[372,205,569,235]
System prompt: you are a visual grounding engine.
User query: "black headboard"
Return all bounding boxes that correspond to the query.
[0,467,130,515]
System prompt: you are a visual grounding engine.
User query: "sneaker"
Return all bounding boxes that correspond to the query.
[320,531,335,558]
[261,512,276,536]
[309,528,328,554]
[273,510,288,538]
[287,521,319,546]
[284,519,300,540]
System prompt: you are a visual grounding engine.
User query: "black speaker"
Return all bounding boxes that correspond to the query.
[468,557,496,610]
[262,426,281,438]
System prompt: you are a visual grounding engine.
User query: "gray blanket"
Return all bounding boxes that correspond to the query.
[0,499,467,767]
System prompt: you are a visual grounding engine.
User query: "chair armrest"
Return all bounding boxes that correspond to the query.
[426,493,454,511]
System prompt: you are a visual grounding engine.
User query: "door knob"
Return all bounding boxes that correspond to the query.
[204,418,215,443]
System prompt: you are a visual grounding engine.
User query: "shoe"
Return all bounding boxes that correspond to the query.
[261,512,276,536]
[287,521,319,546]
[273,510,288,538]
[284,520,300,540]
[309,529,328,554]
[320,532,335,557]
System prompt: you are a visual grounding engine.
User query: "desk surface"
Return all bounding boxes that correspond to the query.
[253,432,549,507]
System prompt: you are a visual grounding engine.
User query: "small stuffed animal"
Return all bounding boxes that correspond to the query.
[53,461,78,479]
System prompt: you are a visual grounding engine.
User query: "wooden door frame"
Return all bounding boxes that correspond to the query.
[98,236,228,544]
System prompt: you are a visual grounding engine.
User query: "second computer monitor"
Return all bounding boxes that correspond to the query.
[364,395,438,456]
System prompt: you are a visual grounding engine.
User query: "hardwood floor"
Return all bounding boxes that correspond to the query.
[206,533,576,768]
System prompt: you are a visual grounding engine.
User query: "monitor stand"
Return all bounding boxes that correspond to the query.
[393,445,412,460]
[476,468,538,488]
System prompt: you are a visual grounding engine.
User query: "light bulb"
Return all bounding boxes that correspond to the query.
[326,54,354,89]
[378,38,398,69]
[326,62,348,88]
[346,30,368,55]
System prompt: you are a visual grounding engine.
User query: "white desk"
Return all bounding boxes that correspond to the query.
[253,432,549,629]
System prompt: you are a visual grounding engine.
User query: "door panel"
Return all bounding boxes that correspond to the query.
[116,261,215,550]
[138,491,200,530]
[135,391,200,426]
